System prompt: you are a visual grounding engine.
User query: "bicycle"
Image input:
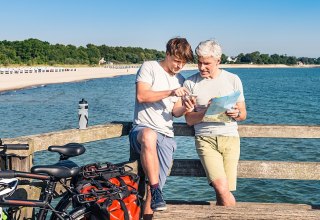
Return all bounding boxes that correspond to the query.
[0,139,92,220]
[0,138,29,219]
[0,139,141,220]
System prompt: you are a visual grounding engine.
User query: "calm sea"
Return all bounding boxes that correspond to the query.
[0,68,319,205]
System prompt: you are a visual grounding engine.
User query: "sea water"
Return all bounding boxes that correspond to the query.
[0,68,319,205]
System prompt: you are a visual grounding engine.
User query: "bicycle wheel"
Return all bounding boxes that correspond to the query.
[50,193,91,220]
[49,193,91,220]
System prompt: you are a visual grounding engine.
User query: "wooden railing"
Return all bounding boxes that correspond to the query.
[3,122,320,180]
[2,122,320,219]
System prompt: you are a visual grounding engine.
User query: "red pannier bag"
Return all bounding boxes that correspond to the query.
[76,163,141,220]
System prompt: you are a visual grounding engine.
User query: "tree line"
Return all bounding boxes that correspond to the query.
[0,38,319,66]
[0,38,165,66]
[223,52,320,65]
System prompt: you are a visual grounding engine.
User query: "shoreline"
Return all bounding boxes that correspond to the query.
[0,67,139,93]
[1,64,319,93]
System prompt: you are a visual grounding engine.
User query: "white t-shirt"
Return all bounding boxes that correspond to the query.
[133,61,185,137]
[183,69,245,137]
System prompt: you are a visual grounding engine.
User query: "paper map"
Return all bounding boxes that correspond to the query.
[203,91,240,122]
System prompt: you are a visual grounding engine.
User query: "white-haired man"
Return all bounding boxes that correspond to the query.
[183,39,247,206]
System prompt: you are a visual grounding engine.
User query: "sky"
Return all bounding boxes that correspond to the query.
[1,0,320,58]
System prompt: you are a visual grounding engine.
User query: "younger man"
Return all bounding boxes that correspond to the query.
[129,37,194,216]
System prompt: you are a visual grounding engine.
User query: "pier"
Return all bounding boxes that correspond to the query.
[2,122,320,219]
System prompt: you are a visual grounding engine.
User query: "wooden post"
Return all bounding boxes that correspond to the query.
[0,139,35,219]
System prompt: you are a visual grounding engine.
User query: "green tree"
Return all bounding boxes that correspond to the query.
[270,54,281,64]
[220,54,227,64]
[286,56,297,65]
[260,54,270,64]
[86,44,101,65]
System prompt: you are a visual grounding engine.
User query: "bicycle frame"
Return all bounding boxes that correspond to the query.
[0,141,139,219]
[0,170,75,220]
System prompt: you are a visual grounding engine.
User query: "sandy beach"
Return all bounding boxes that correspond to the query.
[0,66,141,92]
[1,64,319,92]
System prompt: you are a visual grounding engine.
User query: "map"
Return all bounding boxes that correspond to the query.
[203,91,241,122]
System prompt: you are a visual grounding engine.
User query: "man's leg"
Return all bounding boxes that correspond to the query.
[155,133,176,189]
[129,126,156,217]
[195,136,236,206]
[137,128,159,186]
[133,127,157,216]
[137,128,167,213]
[213,136,240,206]
[211,178,236,206]
[143,186,153,219]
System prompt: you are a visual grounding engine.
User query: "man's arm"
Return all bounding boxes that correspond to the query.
[172,98,186,117]
[136,82,188,103]
[173,96,198,118]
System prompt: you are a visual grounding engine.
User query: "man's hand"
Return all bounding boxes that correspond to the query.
[226,107,240,119]
[225,102,246,121]
[171,87,189,97]
[182,95,196,113]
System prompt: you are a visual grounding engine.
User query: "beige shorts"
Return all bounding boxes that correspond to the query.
[195,136,240,191]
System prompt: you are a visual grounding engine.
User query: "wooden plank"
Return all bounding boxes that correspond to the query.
[170,159,320,180]
[3,123,130,154]
[115,159,320,180]
[173,123,320,138]
[4,123,320,156]
[238,124,320,138]
[117,122,320,138]
[28,123,128,152]
[153,202,320,219]
[238,160,320,180]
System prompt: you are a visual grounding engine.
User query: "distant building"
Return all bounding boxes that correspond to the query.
[227,56,237,63]
[98,58,106,65]
[297,61,304,66]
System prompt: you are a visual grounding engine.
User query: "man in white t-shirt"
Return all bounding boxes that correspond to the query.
[184,40,247,206]
[129,37,194,217]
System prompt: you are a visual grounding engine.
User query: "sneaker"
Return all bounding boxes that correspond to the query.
[150,187,167,211]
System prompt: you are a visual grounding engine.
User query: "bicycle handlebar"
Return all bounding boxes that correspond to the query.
[0,170,50,180]
[0,170,15,178]
[1,144,29,150]
[0,138,29,151]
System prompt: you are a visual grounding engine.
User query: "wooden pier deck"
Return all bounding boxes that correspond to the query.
[153,202,319,219]
[2,122,320,219]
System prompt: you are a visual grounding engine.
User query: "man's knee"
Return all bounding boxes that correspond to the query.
[138,128,157,149]
[211,178,230,196]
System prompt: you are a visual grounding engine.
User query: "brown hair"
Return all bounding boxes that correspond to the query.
[166,37,194,63]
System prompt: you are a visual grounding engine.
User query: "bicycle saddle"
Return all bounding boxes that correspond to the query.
[48,143,86,159]
[31,160,80,178]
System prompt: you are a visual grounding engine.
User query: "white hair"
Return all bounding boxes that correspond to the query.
[195,40,222,59]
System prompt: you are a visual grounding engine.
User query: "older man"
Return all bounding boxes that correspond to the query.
[184,39,247,206]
